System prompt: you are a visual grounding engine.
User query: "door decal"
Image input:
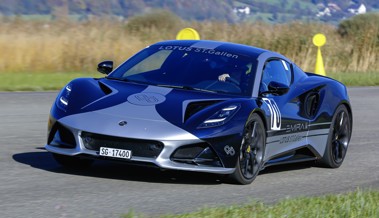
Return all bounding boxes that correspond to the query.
[262,98,281,130]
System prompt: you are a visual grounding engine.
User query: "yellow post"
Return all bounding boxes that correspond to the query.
[176,28,200,40]
[312,33,326,76]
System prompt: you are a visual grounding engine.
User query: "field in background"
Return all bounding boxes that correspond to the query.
[0,12,378,90]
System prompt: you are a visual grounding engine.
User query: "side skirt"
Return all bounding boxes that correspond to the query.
[263,145,321,168]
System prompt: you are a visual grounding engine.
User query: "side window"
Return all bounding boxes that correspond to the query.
[260,59,292,92]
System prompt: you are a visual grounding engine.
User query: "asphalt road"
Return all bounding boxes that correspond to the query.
[0,87,378,218]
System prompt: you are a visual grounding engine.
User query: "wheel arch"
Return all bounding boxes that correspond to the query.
[247,108,268,134]
[339,100,353,133]
[246,108,268,162]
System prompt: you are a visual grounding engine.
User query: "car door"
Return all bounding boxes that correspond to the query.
[258,58,310,162]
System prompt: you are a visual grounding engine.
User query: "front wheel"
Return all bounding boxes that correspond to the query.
[228,114,266,184]
[317,104,352,168]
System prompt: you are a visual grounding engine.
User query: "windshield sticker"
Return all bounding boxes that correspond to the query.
[158,46,239,59]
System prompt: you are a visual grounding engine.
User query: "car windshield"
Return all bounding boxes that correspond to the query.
[108,45,257,96]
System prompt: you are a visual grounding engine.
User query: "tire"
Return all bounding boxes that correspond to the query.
[228,113,266,184]
[317,104,352,168]
[52,153,93,169]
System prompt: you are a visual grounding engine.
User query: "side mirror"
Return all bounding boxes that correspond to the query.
[261,81,289,96]
[97,61,113,75]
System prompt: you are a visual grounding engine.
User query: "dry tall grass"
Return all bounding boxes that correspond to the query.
[0,19,149,73]
[0,15,378,74]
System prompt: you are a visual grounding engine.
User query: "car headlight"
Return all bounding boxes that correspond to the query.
[56,83,72,111]
[198,105,240,128]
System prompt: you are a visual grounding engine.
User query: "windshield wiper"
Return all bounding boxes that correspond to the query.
[157,84,217,93]
[105,80,218,93]
[106,77,129,82]
[106,77,155,86]
[157,84,193,90]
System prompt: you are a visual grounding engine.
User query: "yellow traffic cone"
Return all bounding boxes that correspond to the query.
[315,47,326,76]
[313,34,326,76]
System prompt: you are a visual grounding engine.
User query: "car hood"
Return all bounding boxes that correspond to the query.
[54,78,246,140]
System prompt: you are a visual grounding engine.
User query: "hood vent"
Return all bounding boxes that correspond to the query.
[184,100,222,122]
[98,81,113,95]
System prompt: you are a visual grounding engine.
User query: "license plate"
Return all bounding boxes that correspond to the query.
[99,147,132,160]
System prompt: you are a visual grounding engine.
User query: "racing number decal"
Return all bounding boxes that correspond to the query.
[262,98,281,130]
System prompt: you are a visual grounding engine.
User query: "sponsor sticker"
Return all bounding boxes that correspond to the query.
[224,145,235,156]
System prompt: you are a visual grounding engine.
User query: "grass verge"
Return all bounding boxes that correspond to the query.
[329,72,379,87]
[0,72,100,91]
[122,189,379,218]
[0,71,378,91]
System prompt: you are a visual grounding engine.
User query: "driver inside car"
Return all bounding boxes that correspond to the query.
[218,62,252,85]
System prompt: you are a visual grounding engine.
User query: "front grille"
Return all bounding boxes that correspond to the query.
[81,132,164,158]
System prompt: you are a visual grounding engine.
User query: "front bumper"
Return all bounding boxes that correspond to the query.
[45,123,235,174]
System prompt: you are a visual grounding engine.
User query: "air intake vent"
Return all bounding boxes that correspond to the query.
[305,93,319,118]
[171,143,222,167]
[48,122,76,148]
[98,81,113,95]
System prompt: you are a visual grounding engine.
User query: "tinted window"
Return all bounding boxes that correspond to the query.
[260,59,292,92]
[127,50,171,76]
[108,45,257,96]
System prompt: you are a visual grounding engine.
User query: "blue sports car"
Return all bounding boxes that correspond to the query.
[46,40,352,184]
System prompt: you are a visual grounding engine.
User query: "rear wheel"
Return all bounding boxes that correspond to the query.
[228,114,266,184]
[317,104,351,168]
[52,153,93,169]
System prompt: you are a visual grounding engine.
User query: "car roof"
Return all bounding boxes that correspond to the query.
[151,40,271,60]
